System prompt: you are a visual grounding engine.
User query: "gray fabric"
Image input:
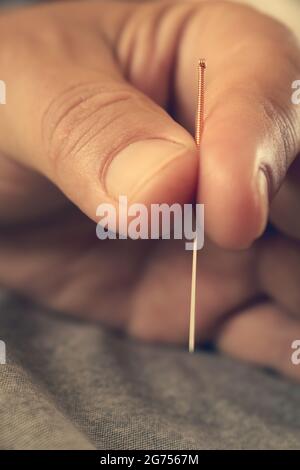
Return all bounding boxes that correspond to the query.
[0,291,300,450]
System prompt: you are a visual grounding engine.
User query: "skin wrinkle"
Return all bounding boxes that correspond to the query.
[262,97,298,196]
[44,88,135,166]
[42,81,104,155]
[273,100,299,166]
[59,96,133,162]
[69,109,131,162]
[42,79,134,145]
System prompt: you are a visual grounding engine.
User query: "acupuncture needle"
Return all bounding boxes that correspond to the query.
[189,59,206,353]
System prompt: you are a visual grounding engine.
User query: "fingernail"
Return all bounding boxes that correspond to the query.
[104,139,189,200]
[256,168,269,238]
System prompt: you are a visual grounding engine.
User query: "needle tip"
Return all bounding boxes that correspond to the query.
[199,59,206,68]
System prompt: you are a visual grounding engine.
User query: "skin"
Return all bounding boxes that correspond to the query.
[0,0,300,381]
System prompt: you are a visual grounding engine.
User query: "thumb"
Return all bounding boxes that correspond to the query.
[0,2,197,225]
[176,1,300,249]
[199,70,300,248]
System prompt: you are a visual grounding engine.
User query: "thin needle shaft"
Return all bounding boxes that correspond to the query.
[189,59,206,353]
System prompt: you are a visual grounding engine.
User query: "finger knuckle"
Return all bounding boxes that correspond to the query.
[42,84,146,171]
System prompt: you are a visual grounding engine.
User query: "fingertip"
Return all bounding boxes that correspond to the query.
[199,141,269,250]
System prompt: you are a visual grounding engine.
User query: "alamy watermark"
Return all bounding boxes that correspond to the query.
[0,80,6,105]
[96,196,204,250]
[0,340,6,364]
[291,340,300,366]
[291,80,300,105]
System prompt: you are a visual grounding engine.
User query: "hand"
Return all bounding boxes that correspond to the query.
[0,0,300,381]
